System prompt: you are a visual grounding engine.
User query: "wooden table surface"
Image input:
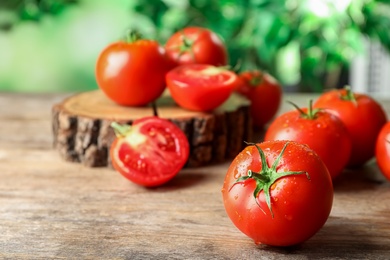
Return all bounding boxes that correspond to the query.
[1,92,390,259]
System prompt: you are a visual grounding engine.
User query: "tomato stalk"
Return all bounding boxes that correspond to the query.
[111,122,131,138]
[287,100,321,120]
[233,142,310,218]
[177,31,196,61]
[151,102,159,117]
[339,86,357,102]
[125,30,142,43]
[248,72,264,87]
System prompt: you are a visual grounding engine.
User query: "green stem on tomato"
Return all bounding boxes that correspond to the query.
[125,30,142,43]
[177,30,196,61]
[232,142,310,218]
[340,85,357,104]
[287,100,321,120]
[111,122,132,138]
[249,71,263,87]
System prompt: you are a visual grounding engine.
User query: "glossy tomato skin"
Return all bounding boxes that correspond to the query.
[96,39,171,106]
[165,27,228,67]
[376,122,390,180]
[314,89,387,167]
[236,70,282,128]
[264,108,351,179]
[110,117,189,187]
[166,64,240,112]
[222,141,333,246]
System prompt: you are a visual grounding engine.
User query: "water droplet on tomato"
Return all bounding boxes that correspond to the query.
[255,241,262,245]
[285,214,293,221]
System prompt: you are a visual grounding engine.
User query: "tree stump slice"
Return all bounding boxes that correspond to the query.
[52,90,252,168]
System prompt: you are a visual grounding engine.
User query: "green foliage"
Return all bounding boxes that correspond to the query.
[130,0,390,92]
[2,0,390,92]
[0,0,78,29]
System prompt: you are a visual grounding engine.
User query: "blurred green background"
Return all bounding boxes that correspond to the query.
[0,0,390,93]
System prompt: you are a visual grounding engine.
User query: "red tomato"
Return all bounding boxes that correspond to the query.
[110,117,189,187]
[314,87,387,167]
[236,70,282,128]
[222,140,333,246]
[264,101,351,179]
[376,122,390,180]
[96,35,171,106]
[166,64,239,112]
[165,27,228,67]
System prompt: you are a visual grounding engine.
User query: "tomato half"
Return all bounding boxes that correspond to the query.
[110,117,190,187]
[222,140,333,246]
[236,70,282,129]
[376,122,390,180]
[314,87,387,167]
[166,64,239,112]
[264,101,351,179]
[165,26,228,67]
[96,36,171,106]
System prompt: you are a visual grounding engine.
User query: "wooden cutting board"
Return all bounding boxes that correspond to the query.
[52,90,253,168]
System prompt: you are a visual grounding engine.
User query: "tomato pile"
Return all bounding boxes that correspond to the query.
[95,26,389,248]
[224,85,388,246]
[95,26,282,187]
[95,27,282,116]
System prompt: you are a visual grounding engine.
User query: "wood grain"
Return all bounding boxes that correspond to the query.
[1,92,390,259]
[51,90,252,167]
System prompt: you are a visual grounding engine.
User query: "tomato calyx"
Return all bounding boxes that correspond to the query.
[288,100,321,120]
[111,122,132,138]
[172,31,196,62]
[233,142,310,218]
[125,30,143,43]
[339,86,357,104]
[248,72,264,87]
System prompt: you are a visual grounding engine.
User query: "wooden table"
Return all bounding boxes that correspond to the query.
[1,92,390,259]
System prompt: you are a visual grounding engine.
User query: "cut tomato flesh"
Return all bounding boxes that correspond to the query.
[172,64,235,87]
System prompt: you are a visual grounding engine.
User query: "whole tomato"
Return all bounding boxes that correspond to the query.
[264,101,351,179]
[236,70,282,129]
[96,33,171,106]
[376,122,390,180]
[166,64,240,112]
[165,27,228,67]
[110,117,189,187]
[314,87,387,167]
[222,140,333,246]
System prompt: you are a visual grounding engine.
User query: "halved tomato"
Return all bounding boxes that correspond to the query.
[110,117,190,187]
[166,64,239,112]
